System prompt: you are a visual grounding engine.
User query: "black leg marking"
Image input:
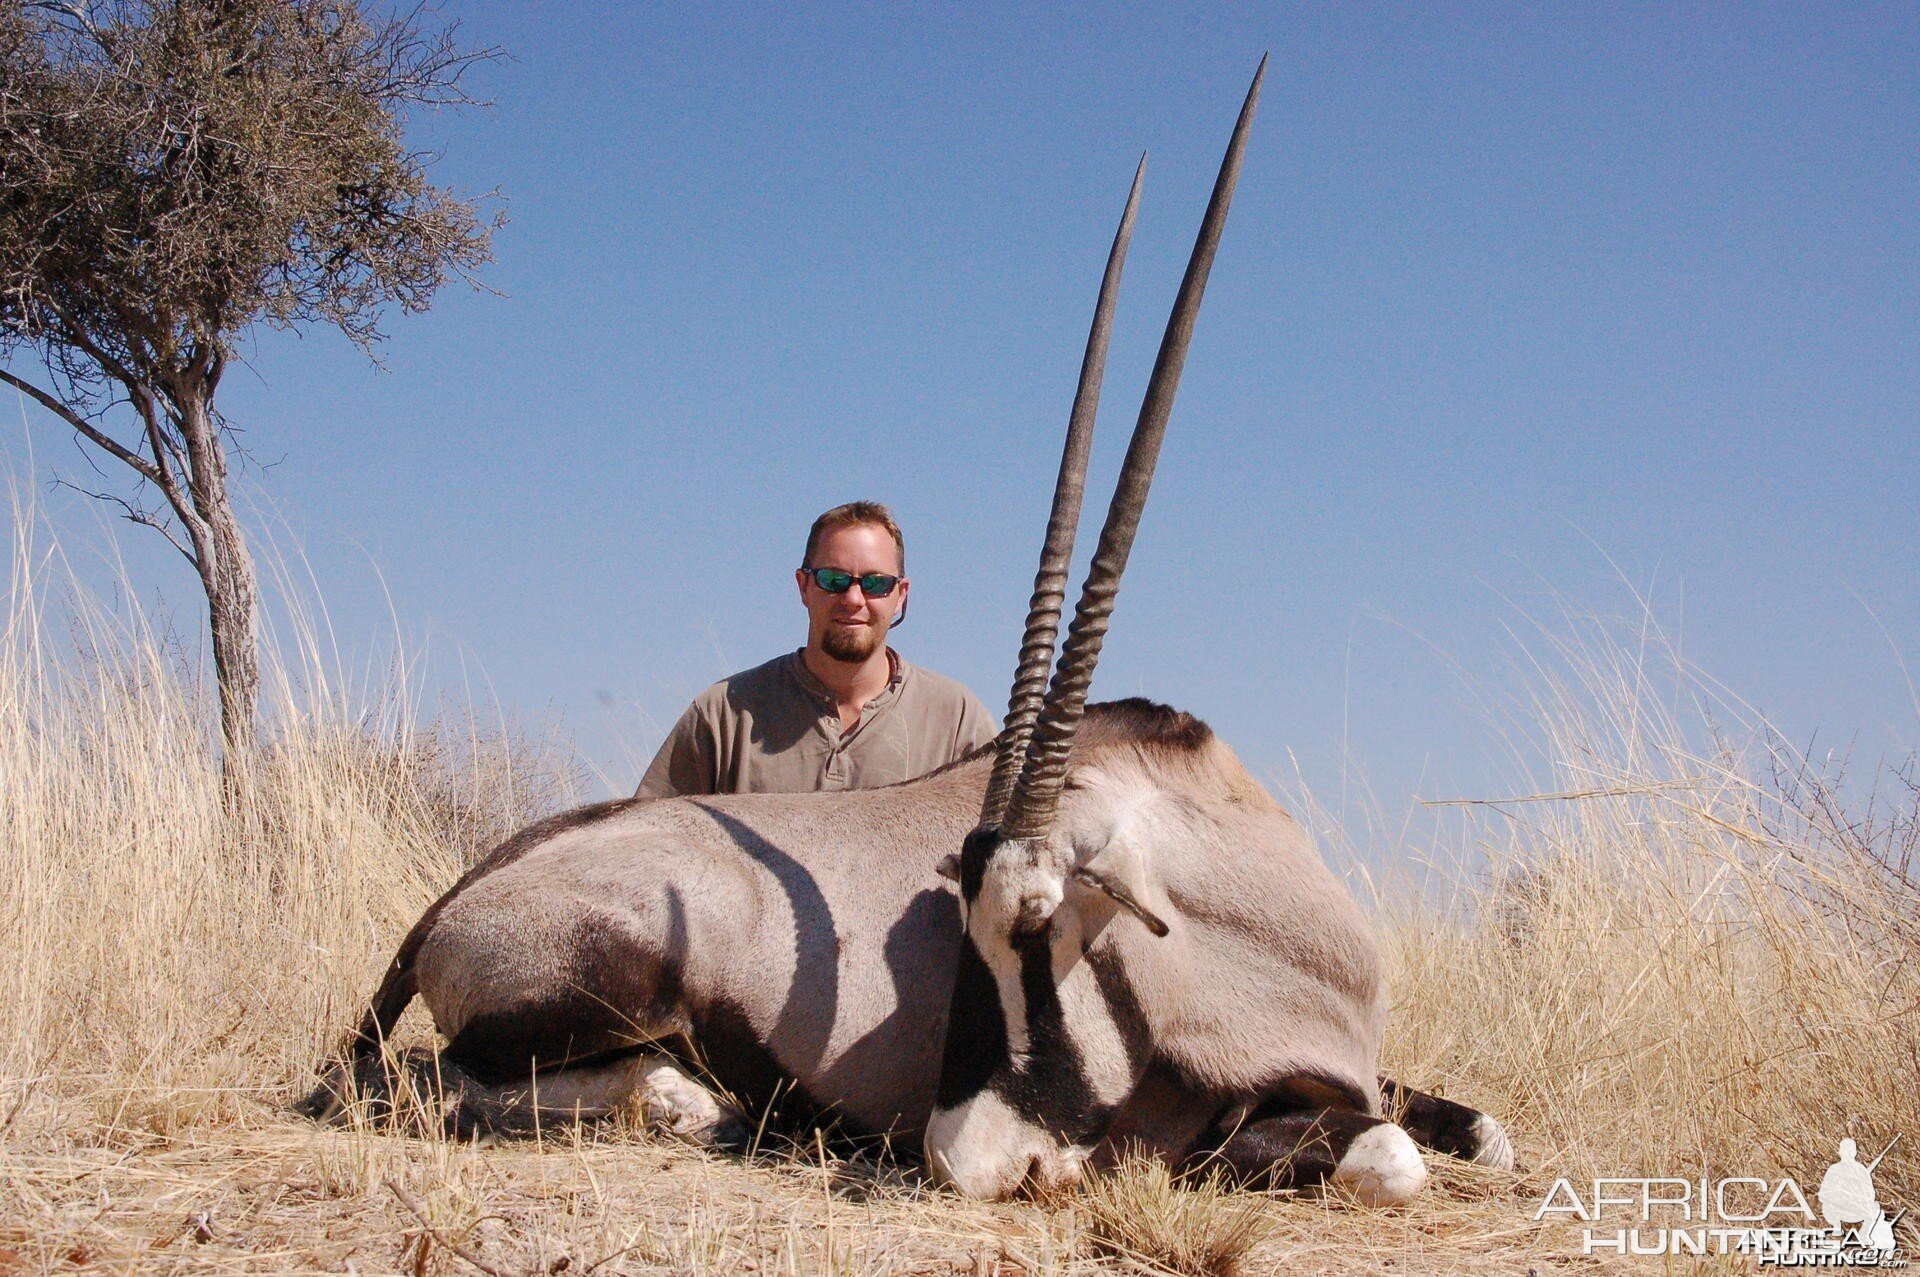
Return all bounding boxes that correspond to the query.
[444,909,682,1086]
[295,1046,484,1136]
[298,797,648,1123]
[1381,1077,1515,1169]
[1188,1106,1392,1191]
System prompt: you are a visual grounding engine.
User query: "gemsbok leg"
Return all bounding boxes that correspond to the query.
[1184,1102,1429,1207]
[1179,1079,1514,1205]
[1380,1077,1516,1169]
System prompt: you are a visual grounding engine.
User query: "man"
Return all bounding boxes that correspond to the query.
[636,501,997,797]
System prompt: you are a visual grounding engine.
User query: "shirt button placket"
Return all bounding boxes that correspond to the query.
[823,706,847,787]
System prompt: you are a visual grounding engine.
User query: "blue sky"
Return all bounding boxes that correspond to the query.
[5,3,1916,830]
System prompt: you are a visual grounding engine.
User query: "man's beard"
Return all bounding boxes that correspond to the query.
[820,623,882,664]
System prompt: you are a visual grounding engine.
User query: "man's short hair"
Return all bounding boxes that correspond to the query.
[803,501,906,572]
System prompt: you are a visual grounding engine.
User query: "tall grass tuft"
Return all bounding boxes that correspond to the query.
[0,496,586,1136]
[1374,602,1919,1216]
[1081,1158,1271,1276]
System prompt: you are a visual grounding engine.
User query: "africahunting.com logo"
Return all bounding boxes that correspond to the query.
[1536,1136,1907,1266]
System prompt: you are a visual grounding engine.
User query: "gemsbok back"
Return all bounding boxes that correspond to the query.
[301,57,1515,1205]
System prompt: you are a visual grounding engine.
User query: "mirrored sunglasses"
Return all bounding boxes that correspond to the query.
[803,567,901,597]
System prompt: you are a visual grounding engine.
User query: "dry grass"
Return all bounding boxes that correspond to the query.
[0,503,1914,1274]
[1369,604,1920,1217]
[1080,1161,1270,1275]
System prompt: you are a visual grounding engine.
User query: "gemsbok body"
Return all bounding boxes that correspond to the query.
[302,58,1515,1204]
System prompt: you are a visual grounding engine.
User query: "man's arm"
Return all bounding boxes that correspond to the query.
[635,702,719,799]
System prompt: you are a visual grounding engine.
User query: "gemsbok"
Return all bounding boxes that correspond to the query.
[301,56,1515,1205]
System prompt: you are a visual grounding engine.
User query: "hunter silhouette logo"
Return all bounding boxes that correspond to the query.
[1536,1133,1907,1266]
[1819,1137,1902,1258]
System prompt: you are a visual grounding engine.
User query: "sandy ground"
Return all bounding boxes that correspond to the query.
[0,1093,1687,1277]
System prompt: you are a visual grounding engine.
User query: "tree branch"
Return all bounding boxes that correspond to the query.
[0,366,164,484]
[44,296,151,395]
[131,383,188,494]
[51,477,199,567]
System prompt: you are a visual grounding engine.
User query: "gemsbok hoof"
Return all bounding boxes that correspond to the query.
[1332,1124,1430,1207]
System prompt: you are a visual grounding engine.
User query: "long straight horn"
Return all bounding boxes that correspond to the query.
[980,155,1147,829]
[1002,56,1266,843]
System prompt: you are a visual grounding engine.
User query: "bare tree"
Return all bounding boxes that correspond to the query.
[0,0,499,788]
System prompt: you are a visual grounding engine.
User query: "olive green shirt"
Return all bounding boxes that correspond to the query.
[636,650,997,798]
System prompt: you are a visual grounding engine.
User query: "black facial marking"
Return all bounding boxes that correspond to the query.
[934,936,1008,1110]
[955,825,1000,905]
[934,871,1141,1146]
[993,934,1118,1146]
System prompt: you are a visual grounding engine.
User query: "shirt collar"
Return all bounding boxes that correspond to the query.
[787,647,906,706]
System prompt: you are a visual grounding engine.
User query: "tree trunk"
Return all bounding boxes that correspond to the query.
[202,488,259,795]
[177,385,260,801]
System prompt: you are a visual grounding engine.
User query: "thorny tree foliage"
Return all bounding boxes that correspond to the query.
[0,0,499,786]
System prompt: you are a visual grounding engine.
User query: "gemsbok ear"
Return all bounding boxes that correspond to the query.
[936,853,961,882]
[1071,848,1171,938]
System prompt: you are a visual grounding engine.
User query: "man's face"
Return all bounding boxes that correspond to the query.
[797,523,908,665]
